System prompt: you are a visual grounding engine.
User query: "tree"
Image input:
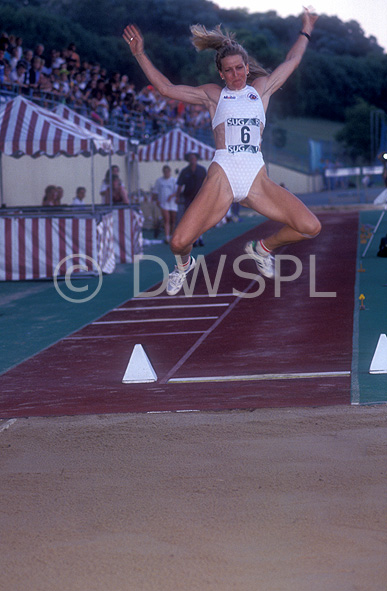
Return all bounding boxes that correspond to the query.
[336,99,374,164]
[1,0,386,118]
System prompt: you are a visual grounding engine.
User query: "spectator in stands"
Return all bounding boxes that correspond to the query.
[22,48,33,72]
[0,35,11,63]
[3,63,11,85]
[89,97,104,125]
[9,47,19,73]
[0,48,6,84]
[10,61,27,86]
[38,72,53,92]
[4,25,215,145]
[105,71,121,100]
[50,48,65,71]
[152,165,178,243]
[14,37,23,61]
[110,99,124,122]
[94,89,110,122]
[27,56,43,88]
[100,165,126,203]
[52,69,70,97]
[42,185,58,206]
[108,175,129,205]
[55,186,64,206]
[72,187,87,206]
[69,72,84,102]
[137,85,156,111]
[67,43,81,69]
[34,44,45,65]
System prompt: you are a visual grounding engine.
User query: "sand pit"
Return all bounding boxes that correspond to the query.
[1,405,386,591]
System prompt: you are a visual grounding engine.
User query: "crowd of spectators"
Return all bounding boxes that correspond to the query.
[0,32,211,139]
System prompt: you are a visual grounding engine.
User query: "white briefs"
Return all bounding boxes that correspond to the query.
[211,85,266,202]
[212,149,265,202]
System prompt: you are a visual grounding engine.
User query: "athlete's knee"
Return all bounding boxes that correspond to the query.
[170,232,190,255]
[301,216,321,239]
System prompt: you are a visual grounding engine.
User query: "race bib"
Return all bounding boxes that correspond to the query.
[226,117,261,154]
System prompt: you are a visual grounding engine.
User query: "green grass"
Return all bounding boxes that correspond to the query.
[352,210,387,405]
[275,117,343,141]
[263,117,344,173]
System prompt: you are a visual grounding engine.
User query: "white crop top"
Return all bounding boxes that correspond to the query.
[212,85,266,154]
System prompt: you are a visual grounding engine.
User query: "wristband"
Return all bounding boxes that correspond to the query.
[299,31,311,41]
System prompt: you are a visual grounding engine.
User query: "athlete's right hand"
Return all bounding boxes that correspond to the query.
[123,24,144,56]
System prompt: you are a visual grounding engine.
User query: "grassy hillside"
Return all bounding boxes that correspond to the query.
[263,117,344,172]
[275,118,343,141]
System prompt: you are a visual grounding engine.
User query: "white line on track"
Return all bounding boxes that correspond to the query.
[160,279,257,384]
[113,303,229,311]
[92,317,219,325]
[0,419,17,433]
[64,331,206,340]
[168,371,351,383]
[146,410,201,414]
[134,293,237,300]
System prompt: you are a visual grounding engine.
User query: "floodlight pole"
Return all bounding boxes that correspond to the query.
[0,152,4,208]
[91,147,95,214]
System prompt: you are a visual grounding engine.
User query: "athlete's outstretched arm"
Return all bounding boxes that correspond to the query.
[123,24,214,106]
[255,7,318,105]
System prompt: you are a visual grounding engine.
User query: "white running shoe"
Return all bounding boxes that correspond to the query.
[244,240,275,279]
[166,256,196,296]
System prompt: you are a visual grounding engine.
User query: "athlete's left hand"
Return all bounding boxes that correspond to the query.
[302,6,319,32]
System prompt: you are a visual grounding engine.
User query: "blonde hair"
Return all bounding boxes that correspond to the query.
[190,24,269,83]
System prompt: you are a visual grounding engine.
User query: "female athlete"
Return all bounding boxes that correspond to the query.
[123,7,321,295]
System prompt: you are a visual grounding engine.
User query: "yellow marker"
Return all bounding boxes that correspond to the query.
[359,293,366,309]
[357,262,365,272]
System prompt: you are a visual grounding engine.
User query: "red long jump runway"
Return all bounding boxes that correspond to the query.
[0,211,358,418]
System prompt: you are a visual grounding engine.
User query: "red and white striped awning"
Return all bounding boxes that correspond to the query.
[0,96,112,157]
[136,127,215,162]
[53,104,128,154]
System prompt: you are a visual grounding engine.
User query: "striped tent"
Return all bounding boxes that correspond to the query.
[0,95,112,157]
[136,127,215,162]
[53,104,128,154]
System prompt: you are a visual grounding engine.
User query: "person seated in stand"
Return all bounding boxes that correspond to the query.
[101,174,129,205]
[38,72,53,93]
[41,185,57,207]
[55,186,64,206]
[9,46,19,73]
[100,165,125,201]
[22,48,33,74]
[111,175,129,204]
[15,37,23,62]
[0,47,7,85]
[72,186,87,206]
[67,42,81,70]
[10,60,28,87]
[27,55,43,88]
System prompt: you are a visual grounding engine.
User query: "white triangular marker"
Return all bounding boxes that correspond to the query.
[369,334,387,374]
[122,344,157,383]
